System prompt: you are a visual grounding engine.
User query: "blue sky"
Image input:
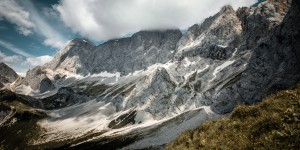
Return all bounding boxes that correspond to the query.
[0,0,79,74]
[0,0,258,75]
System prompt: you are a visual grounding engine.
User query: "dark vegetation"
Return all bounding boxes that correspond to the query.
[0,90,47,150]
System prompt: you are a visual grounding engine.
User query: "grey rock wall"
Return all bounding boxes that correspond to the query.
[0,62,19,88]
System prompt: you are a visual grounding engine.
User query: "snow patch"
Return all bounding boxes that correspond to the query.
[209,60,236,82]
[217,45,228,48]
[134,111,154,124]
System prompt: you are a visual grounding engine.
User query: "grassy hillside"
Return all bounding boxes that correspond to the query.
[166,84,300,150]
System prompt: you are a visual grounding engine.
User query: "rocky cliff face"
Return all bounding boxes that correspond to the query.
[45,39,96,73]
[0,62,19,89]
[87,30,182,75]
[211,0,299,113]
[46,30,182,76]
[175,5,242,61]
[22,66,55,93]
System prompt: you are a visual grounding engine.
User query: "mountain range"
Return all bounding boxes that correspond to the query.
[0,0,299,149]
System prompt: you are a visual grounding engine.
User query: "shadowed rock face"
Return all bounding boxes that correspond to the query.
[0,62,19,88]
[23,66,55,93]
[211,0,300,113]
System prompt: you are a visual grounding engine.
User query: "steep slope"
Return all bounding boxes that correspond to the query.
[0,62,19,89]
[175,5,242,60]
[212,0,300,114]
[45,38,96,73]
[166,84,300,150]
[22,66,55,93]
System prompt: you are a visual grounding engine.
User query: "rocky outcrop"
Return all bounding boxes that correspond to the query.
[236,0,291,51]
[45,38,96,73]
[41,87,92,109]
[211,0,300,114]
[175,5,242,60]
[23,66,55,93]
[0,62,19,88]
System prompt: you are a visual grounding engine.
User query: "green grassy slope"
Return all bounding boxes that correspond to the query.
[166,84,300,150]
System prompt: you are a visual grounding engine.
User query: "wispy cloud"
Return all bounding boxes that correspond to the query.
[19,0,68,49]
[55,0,257,41]
[0,0,35,35]
[0,40,32,57]
[0,50,53,74]
[22,55,53,67]
[0,51,23,63]
[0,0,68,49]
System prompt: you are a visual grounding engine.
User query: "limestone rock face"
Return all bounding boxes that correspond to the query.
[211,0,299,113]
[23,66,55,93]
[87,30,182,75]
[236,0,291,51]
[45,30,182,76]
[45,39,96,74]
[175,5,242,60]
[0,62,19,88]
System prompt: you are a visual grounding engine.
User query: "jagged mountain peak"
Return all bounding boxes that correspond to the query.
[68,38,95,46]
[175,4,241,60]
[220,5,235,14]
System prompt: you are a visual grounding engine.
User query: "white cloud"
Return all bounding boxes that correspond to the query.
[0,0,68,49]
[43,38,67,49]
[19,0,68,49]
[0,51,26,75]
[0,51,23,63]
[22,55,53,67]
[55,0,257,41]
[0,40,32,57]
[0,51,53,75]
[16,72,26,77]
[0,0,35,36]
